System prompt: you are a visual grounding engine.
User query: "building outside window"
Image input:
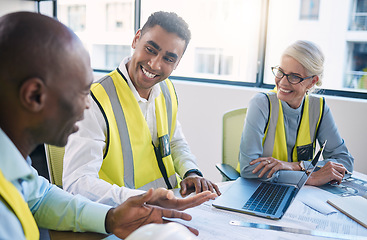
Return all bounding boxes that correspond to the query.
[300,0,320,20]
[66,5,86,32]
[195,48,215,75]
[141,0,261,83]
[345,42,367,89]
[105,45,131,70]
[58,0,135,70]
[350,0,367,31]
[106,2,133,32]
[195,48,234,77]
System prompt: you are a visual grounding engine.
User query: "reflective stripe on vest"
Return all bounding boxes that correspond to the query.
[262,91,324,162]
[90,69,178,190]
[0,170,39,240]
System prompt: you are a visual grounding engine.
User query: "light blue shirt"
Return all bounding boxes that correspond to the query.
[239,93,354,183]
[0,129,110,239]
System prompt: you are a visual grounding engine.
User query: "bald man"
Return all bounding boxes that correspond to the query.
[0,11,216,239]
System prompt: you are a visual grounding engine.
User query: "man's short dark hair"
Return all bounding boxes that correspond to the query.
[141,11,191,51]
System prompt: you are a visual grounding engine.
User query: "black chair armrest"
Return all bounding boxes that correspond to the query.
[215,163,240,181]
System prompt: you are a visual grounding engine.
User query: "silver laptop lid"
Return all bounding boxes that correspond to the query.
[296,140,327,189]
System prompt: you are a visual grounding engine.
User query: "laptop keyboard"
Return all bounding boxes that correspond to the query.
[243,182,288,215]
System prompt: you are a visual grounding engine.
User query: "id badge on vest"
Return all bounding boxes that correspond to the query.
[153,134,173,189]
[159,134,171,158]
[297,143,313,161]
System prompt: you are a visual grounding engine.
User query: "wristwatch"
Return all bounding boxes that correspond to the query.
[298,161,306,172]
[184,169,203,179]
[298,161,312,175]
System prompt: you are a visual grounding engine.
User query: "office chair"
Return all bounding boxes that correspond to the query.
[44,144,65,188]
[216,108,247,181]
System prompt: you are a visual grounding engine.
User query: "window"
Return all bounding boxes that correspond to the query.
[106,2,133,32]
[105,45,131,70]
[57,0,367,98]
[140,0,261,83]
[89,44,131,70]
[300,0,320,20]
[195,48,234,77]
[345,42,367,89]
[350,0,367,31]
[65,5,86,32]
[264,0,367,95]
[58,0,135,70]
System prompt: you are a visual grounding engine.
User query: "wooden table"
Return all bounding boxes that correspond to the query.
[48,230,109,240]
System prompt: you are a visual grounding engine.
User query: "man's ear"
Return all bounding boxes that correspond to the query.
[131,29,142,49]
[19,77,47,112]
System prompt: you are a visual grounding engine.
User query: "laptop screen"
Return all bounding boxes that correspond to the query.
[296,141,326,189]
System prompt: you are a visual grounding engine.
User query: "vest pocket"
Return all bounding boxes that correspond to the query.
[297,143,313,161]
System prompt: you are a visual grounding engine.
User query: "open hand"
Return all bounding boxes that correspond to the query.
[147,187,217,210]
[106,189,200,238]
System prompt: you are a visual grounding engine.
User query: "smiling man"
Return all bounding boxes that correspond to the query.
[0,11,218,239]
[63,11,220,207]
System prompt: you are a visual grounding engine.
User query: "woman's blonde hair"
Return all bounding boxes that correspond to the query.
[282,40,324,89]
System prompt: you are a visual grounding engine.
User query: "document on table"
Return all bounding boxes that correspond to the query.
[171,198,367,240]
[319,176,367,198]
[296,186,338,215]
[283,199,367,236]
[176,200,320,240]
[171,182,367,240]
[103,198,367,240]
[104,182,367,240]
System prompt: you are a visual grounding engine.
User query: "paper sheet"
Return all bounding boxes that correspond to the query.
[174,201,325,240]
[297,186,338,215]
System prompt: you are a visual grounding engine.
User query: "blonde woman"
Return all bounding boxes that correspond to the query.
[240,40,353,186]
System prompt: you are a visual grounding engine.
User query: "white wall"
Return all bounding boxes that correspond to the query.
[173,80,367,183]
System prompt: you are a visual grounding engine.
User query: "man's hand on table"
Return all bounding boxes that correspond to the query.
[105,188,217,238]
[180,173,221,197]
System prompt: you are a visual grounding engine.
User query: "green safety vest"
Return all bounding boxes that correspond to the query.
[90,69,179,189]
[0,170,39,240]
[262,91,324,162]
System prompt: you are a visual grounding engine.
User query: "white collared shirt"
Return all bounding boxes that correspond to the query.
[119,57,161,146]
[63,57,198,207]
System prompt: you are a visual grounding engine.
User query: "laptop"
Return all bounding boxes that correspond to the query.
[212,141,326,220]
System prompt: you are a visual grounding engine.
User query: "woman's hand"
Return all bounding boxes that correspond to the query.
[306,161,347,186]
[250,157,300,178]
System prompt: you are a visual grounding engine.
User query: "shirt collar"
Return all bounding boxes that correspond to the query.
[0,128,33,182]
[281,96,305,115]
[118,57,161,103]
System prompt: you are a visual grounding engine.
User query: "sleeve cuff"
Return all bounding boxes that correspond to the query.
[81,201,111,234]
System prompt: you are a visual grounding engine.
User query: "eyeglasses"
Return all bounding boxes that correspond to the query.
[271,66,315,84]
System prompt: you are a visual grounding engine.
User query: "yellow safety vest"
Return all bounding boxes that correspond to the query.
[0,170,39,240]
[90,69,179,190]
[262,91,324,162]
